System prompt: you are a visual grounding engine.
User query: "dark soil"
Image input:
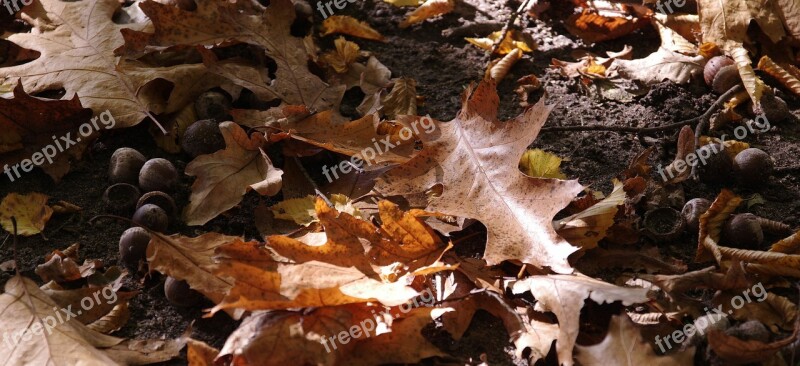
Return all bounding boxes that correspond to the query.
[2,0,799,365]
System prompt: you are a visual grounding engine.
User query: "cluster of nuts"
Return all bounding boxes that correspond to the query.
[696,147,774,188]
[109,148,178,271]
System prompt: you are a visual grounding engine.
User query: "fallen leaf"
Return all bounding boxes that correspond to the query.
[270,194,365,226]
[511,274,649,366]
[376,80,584,272]
[519,148,567,179]
[554,179,626,250]
[183,122,282,226]
[322,36,361,74]
[607,47,704,85]
[708,315,800,364]
[399,0,455,29]
[187,339,219,366]
[465,30,536,55]
[382,77,418,118]
[564,2,650,44]
[321,15,385,42]
[0,192,53,236]
[575,314,696,365]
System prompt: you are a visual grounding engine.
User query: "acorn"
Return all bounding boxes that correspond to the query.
[181,119,225,158]
[136,191,177,217]
[119,227,151,271]
[733,148,773,188]
[132,204,169,232]
[138,158,178,192]
[681,198,711,233]
[695,144,734,185]
[194,90,232,121]
[103,183,141,216]
[108,147,146,184]
[704,56,741,94]
[164,276,203,307]
[721,213,764,249]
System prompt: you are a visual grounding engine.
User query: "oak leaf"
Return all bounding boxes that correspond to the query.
[183,122,282,226]
[376,80,584,272]
[511,274,649,366]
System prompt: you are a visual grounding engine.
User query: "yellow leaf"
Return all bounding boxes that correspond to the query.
[321,36,360,73]
[271,194,365,226]
[321,15,385,42]
[0,192,53,236]
[465,30,536,55]
[399,0,454,29]
[519,149,567,179]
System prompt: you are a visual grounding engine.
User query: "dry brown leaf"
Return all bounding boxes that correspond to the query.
[564,3,650,44]
[382,77,418,118]
[376,80,583,272]
[708,315,800,364]
[187,339,219,366]
[554,179,626,250]
[0,192,53,236]
[758,55,800,97]
[210,199,449,313]
[0,0,225,129]
[575,314,696,365]
[321,15,385,41]
[146,232,248,319]
[399,0,455,29]
[511,274,649,366]
[487,48,522,81]
[121,0,344,114]
[607,47,704,85]
[0,84,93,181]
[322,36,361,74]
[183,122,282,226]
[715,292,797,332]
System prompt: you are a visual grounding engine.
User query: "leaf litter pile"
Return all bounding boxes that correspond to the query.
[2,0,800,365]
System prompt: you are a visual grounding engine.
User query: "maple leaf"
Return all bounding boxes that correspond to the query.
[376,80,584,272]
[119,0,344,113]
[0,0,225,129]
[183,122,282,226]
[511,274,650,366]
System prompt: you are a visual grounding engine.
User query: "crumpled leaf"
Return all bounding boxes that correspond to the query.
[183,122,282,226]
[322,37,360,74]
[0,192,53,236]
[708,315,800,364]
[607,47,704,85]
[321,15,385,42]
[575,314,696,365]
[381,77,418,118]
[399,0,454,29]
[465,30,536,55]
[564,2,650,43]
[511,274,649,366]
[518,148,566,179]
[376,80,584,272]
[487,48,522,81]
[187,339,219,366]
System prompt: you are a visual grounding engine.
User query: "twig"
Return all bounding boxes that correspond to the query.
[775,165,800,172]
[489,0,532,58]
[540,85,744,135]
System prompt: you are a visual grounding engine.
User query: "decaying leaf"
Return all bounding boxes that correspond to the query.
[270,194,365,226]
[564,2,650,44]
[487,48,522,81]
[183,122,282,226]
[321,15,385,42]
[511,274,649,366]
[382,77,418,118]
[377,80,584,272]
[0,192,53,236]
[322,37,361,73]
[399,0,455,29]
[554,179,626,250]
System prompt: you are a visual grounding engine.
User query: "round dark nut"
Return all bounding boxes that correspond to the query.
[704,56,734,86]
[681,198,711,233]
[194,90,232,121]
[181,119,225,158]
[139,158,178,192]
[119,227,151,271]
[136,191,177,217]
[108,147,146,184]
[734,148,773,188]
[164,276,203,307]
[642,207,686,242]
[695,144,734,185]
[103,183,141,216]
[721,213,764,249]
[752,92,793,123]
[711,64,742,94]
[132,204,169,232]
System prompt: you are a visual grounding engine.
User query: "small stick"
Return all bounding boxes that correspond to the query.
[489,0,532,57]
[540,85,744,135]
